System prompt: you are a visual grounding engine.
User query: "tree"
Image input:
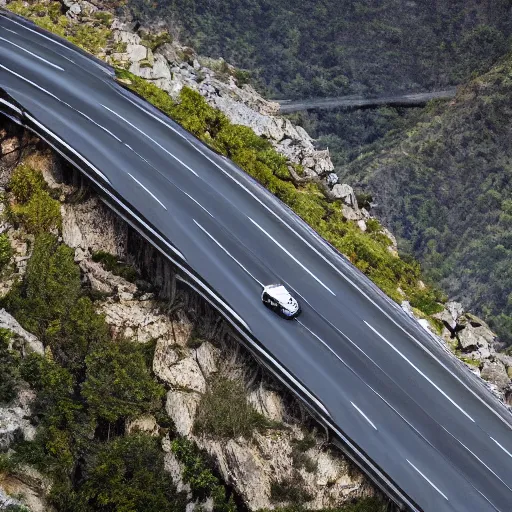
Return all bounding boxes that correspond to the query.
[79,434,187,512]
[82,341,164,423]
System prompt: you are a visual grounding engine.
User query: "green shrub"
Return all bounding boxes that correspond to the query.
[3,234,109,373]
[270,476,313,504]
[0,233,13,271]
[7,164,61,234]
[171,437,236,512]
[79,434,187,512]
[194,376,276,439]
[91,250,139,282]
[82,341,165,423]
[0,329,20,404]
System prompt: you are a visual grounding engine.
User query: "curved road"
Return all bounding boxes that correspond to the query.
[1,11,512,511]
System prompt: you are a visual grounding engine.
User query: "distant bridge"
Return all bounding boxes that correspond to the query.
[277,88,457,113]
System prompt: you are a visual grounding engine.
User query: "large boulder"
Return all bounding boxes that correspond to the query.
[0,388,37,451]
[331,183,358,208]
[165,390,200,436]
[480,361,510,391]
[158,357,206,393]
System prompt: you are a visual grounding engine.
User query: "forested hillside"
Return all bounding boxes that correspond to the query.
[127,0,512,99]
[344,52,512,344]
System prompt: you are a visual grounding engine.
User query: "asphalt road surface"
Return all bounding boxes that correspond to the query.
[1,11,512,511]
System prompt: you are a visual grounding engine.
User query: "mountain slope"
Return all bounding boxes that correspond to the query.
[125,0,512,99]
[344,53,512,343]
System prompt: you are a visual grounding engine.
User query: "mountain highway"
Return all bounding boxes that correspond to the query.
[277,89,457,113]
[1,10,512,511]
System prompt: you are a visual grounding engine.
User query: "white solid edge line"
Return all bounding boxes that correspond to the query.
[365,321,474,422]
[115,79,512,433]
[351,402,378,430]
[406,459,449,500]
[248,217,336,296]
[490,437,512,459]
[2,15,107,72]
[0,63,59,100]
[175,272,329,417]
[101,104,199,177]
[193,220,264,287]
[181,139,512,431]
[0,36,64,70]
[0,64,120,143]
[3,16,74,51]
[127,172,167,210]
[0,97,22,115]
[23,120,187,266]
[25,113,113,186]
[22,119,418,512]
[22,119,251,334]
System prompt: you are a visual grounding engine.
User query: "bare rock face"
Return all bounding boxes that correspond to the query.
[99,297,174,342]
[126,414,160,436]
[480,361,510,391]
[194,341,219,379]
[161,357,206,393]
[331,183,358,208]
[247,384,285,423]
[0,308,44,356]
[80,259,137,298]
[0,466,53,512]
[165,390,200,436]
[61,198,127,259]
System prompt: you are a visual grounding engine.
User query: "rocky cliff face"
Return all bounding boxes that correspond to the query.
[0,132,377,509]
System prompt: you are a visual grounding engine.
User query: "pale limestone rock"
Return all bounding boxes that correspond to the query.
[126,43,148,63]
[66,3,81,17]
[331,183,357,207]
[247,385,285,422]
[80,259,137,298]
[481,361,509,391]
[99,299,173,342]
[166,390,200,436]
[114,30,141,45]
[0,308,43,355]
[357,219,367,232]
[0,466,53,512]
[164,358,206,393]
[153,339,179,381]
[163,449,192,494]
[156,43,180,65]
[126,414,159,436]
[138,54,172,80]
[61,197,127,257]
[194,341,219,379]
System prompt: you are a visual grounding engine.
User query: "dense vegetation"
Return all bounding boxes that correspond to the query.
[344,53,512,343]
[0,164,223,511]
[126,0,512,99]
